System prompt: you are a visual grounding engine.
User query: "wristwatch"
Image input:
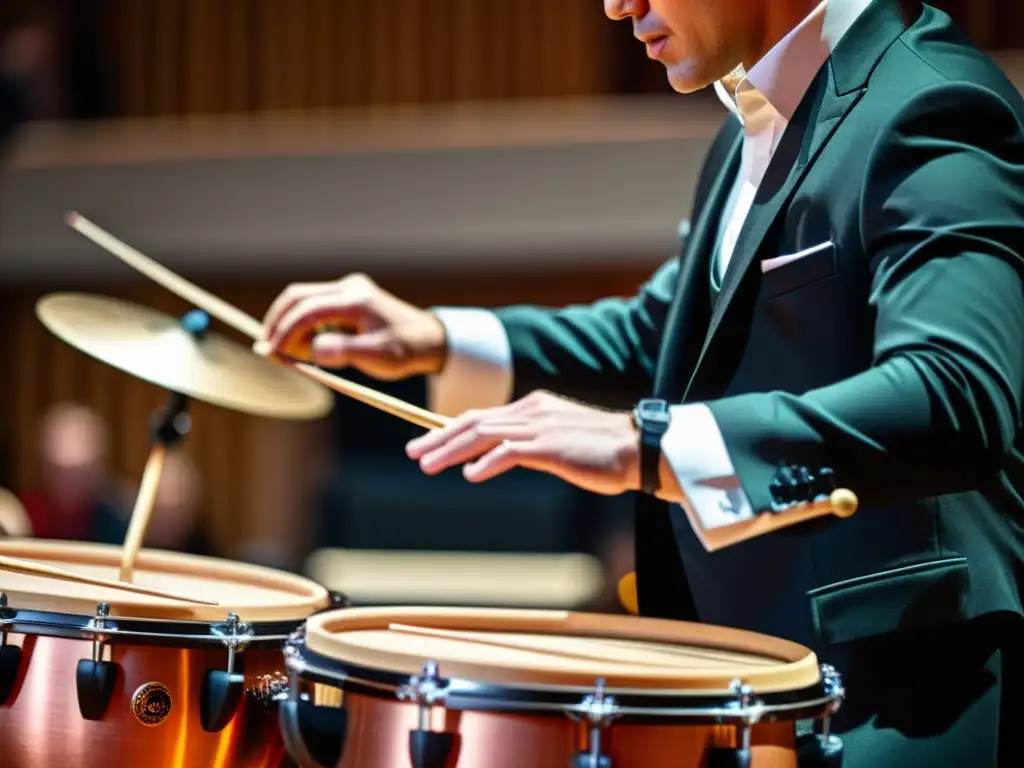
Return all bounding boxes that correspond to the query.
[631,399,671,495]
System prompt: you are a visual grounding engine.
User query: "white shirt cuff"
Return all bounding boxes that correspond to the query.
[662,403,754,530]
[427,308,514,417]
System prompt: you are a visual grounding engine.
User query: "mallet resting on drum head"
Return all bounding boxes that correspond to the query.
[0,552,218,604]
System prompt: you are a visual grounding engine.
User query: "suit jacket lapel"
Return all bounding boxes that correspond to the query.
[652,126,742,401]
[683,0,920,396]
[684,66,864,395]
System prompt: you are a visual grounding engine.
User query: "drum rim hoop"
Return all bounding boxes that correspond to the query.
[284,641,842,721]
[0,605,306,645]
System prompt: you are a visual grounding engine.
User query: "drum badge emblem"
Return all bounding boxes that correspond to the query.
[132,682,173,726]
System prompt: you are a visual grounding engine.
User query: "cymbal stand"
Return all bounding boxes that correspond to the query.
[118,309,207,583]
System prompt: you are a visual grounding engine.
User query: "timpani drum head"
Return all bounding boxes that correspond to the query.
[0,538,329,622]
[300,606,822,694]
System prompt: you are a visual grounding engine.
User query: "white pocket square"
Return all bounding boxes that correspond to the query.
[761,241,834,274]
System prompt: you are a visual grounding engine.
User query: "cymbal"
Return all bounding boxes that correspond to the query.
[36,293,334,421]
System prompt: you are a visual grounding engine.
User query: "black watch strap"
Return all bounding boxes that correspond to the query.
[632,399,671,495]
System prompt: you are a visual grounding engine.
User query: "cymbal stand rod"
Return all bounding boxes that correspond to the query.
[118,312,205,583]
[118,443,168,583]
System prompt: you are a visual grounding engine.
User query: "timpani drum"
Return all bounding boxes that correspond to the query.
[280,607,845,768]
[0,539,337,768]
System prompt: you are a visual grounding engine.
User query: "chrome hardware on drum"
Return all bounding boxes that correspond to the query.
[0,539,341,768]
[280,606,846,768]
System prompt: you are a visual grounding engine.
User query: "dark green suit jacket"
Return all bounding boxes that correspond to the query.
[494,0,1024,655]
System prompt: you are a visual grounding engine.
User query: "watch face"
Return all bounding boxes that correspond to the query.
[638,399,670,424]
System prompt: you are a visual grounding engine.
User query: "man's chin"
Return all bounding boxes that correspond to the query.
[665,67,713,94]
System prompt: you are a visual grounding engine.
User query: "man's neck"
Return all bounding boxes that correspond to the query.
[743,0,823,70]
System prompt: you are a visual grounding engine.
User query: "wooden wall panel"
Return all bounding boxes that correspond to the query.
[0,266,654,563]
[94,0,612,117]
[6,0,1024,120]
[96,0,1024,117]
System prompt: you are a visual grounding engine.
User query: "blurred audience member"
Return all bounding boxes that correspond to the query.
[19,402,128,543]
[0,18,64,121]
[0,9,57,154]
[0,486,32,537]
[0,0,113,140]
[145,449,212,556]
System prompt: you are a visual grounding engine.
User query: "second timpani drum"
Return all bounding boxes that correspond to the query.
[280,606,845,768]
[0,539,338,768]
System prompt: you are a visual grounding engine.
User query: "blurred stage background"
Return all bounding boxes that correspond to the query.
[1,0,1022,612]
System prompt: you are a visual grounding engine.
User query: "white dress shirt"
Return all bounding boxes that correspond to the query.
[426,0,872,530]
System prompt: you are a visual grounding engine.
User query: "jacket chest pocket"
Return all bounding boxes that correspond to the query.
[760,241,837,299]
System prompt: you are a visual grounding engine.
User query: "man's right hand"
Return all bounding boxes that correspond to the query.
[256,274,448,380]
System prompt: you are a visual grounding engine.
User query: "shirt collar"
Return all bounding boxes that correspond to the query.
[715,0,873,124]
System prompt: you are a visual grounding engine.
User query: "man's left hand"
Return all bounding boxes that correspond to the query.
[405,391,640,495]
